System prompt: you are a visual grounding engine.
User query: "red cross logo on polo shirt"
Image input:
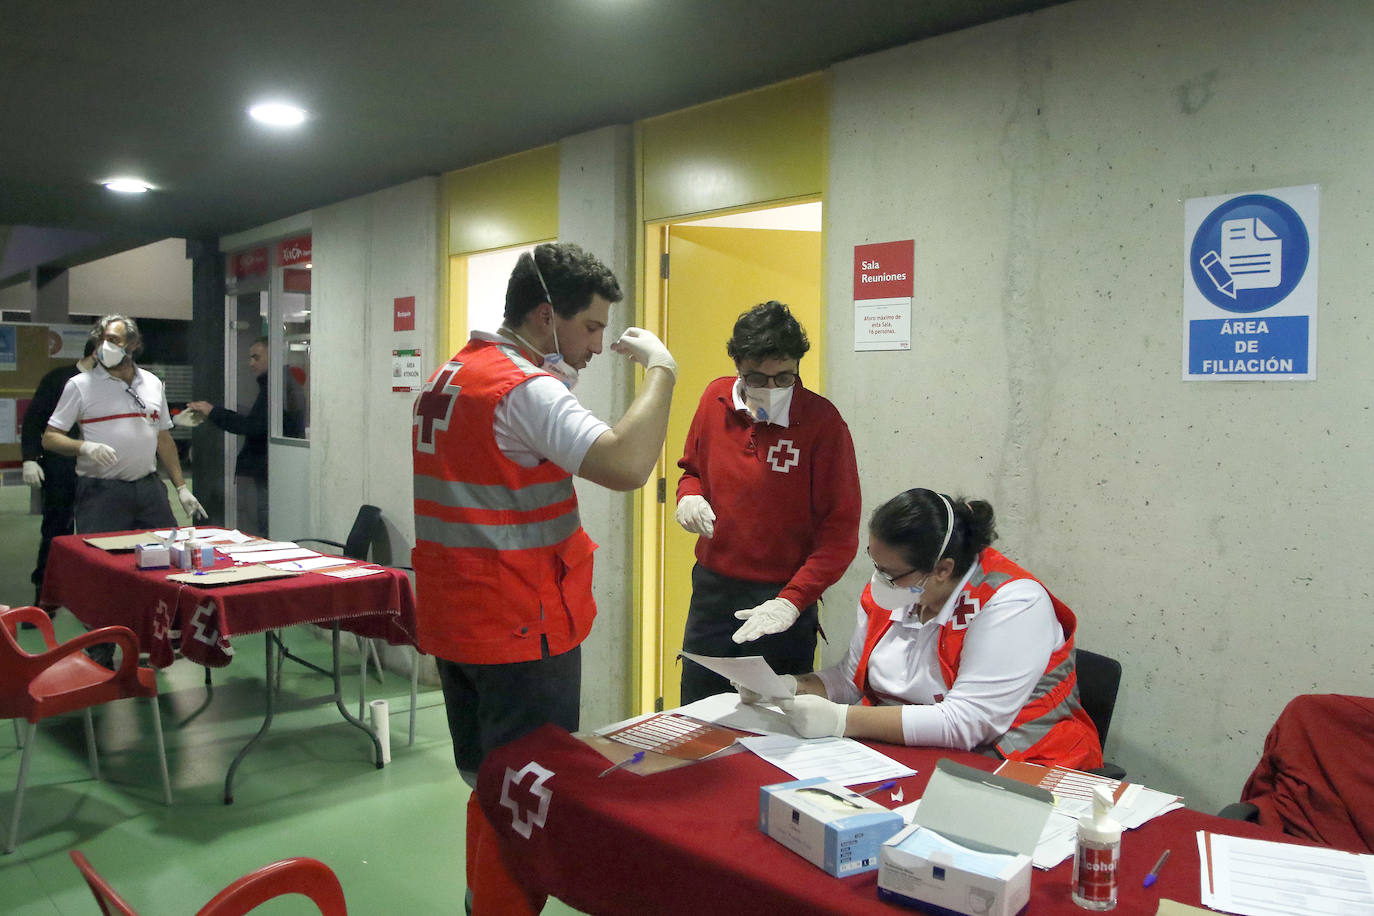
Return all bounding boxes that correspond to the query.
[766,439,800,473]
[413,363,462,454]
[500,760,555,839]
[950,595,981,630]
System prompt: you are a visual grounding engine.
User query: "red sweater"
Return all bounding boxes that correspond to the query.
[676,376,860,609]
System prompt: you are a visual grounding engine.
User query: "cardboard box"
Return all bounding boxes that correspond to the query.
[170,541,215,570]
[759,777,905,877]
[877,759,1053,916]
[134,542,170,569]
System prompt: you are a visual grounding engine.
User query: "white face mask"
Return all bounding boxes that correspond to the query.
[868,569,929,612]
[505,326,578,390]
[743,383,794,423]
[97,340,126,368]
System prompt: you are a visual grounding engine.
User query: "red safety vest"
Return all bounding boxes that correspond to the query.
[852,547,1102,769]
[411,338,597,664]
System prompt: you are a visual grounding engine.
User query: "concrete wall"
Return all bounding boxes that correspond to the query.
[311,178,439,560]
[824,0,1374,811]
[558,125,637,729]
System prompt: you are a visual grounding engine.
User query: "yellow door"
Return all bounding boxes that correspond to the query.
[655,222,822,710]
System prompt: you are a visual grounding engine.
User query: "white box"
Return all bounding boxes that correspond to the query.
[759,777,905,877]
[877,759,1053,916]
[135,542,170,569]
[170,541,215,570]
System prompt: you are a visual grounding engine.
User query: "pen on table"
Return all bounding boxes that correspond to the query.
[598,750,645,778]
[858,780,897,797]
[1143,849,1171,887]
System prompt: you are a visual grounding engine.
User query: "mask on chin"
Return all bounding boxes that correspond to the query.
[97,341,126,369]
[868,570,927,613]
[742,383,794,423]
[505,326,578,390]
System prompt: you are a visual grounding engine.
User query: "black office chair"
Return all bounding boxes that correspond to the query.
[298,504,386,564]
[1075,648,1126,780]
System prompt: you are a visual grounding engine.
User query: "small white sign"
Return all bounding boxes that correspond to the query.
[392,349,423,392]
[854,297,911,351]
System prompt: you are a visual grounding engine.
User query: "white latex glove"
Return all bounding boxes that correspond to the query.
[779,694,849,738]
[675,494,715,538]
[78,441,118,468]
[731,597,800,644]
[732,673,797,705]
[22,460,44,487]
[177,484,208,520]
[610,327,676,378]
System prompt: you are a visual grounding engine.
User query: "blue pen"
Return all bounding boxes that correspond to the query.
[598,750,645,778]
[858,779,897,797]
[1143,849,1170,887]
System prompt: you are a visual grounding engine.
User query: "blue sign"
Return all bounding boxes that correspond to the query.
[1183,185,1319,381]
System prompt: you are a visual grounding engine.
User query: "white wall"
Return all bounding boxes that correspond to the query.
[825,0,1374,812]
[558,124,638,729]
[311,178,439,560]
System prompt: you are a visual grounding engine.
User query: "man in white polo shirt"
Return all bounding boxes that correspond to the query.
[43,314,206,533]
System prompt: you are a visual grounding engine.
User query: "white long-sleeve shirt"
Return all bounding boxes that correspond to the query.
[814,567,1065,750]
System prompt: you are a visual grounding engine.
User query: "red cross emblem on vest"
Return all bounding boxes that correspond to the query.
[950,594,980,630]
[414,363,462,454]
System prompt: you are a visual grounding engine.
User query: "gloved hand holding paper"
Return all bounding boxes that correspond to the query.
[679,652,796,701]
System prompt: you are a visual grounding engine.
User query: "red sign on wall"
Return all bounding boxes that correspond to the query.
[853,240,914,300]
[277,234,312,267]
[394,296,416,332]
[230,247,269,278]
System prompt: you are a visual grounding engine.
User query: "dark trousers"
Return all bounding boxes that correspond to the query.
[74,474,176,534]
[31,458,77,602]
[679,563,820,705]
[437,643,582,776]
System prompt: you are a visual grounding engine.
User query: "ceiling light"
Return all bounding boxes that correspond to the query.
[102,178,152,193]
[249,102,308,127]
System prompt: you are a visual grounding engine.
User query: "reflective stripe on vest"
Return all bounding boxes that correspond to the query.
[415,474,574,513]
[995,653,1084,756]
[415,509,581,551]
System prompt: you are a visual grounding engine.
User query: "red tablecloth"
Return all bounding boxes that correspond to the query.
[41,533,417,668]
[478,724,1290,915]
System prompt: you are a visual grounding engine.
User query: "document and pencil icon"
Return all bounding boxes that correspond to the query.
[1199,217,1282,299]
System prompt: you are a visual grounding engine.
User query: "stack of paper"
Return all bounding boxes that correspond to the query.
[1197,830,1374,916]
[994,761,1184,868]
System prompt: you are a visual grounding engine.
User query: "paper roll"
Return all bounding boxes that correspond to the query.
[369,698,392,765]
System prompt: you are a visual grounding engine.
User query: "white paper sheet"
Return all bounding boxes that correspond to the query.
[320,566,386,579]
[218,540,308,555]
[678,652,796,699]
[235,548,321,563]
[264,556,356,572]
[674,692,799,737]
[739,734,917,787]
[1197,830,1374,916]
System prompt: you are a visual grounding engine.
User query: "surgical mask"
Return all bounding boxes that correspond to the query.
[505,326,578,391]
[742,383,794,423]
[869,569,929,612]
[97,340,126,368]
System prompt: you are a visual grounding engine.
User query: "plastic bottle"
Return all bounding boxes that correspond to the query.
[1071,784,1121,910]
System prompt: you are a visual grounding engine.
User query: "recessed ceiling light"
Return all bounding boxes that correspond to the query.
[102,178,152,193]
[249,102,308,127]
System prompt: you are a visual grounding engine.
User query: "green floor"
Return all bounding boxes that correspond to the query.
[0,483,585,914]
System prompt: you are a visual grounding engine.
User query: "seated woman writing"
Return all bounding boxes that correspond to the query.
[742,487,1102,770]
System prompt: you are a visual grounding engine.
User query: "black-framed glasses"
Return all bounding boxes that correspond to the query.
[125,386,146,411]
[866,547,919,586]
[740,370,798,389]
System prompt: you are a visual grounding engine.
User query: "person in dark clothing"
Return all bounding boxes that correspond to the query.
[21,339,97,605]
[187,337,304,534]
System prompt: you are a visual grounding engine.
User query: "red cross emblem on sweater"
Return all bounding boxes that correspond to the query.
[413,363,462,454]
[950,595,980,630]
[500,760,555,839]
[766,439,800,473]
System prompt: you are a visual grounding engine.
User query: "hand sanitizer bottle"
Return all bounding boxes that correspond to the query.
[1072,784,1121,910]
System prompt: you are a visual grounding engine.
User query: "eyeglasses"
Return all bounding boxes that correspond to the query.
[125,386,146,411]
[740,370,798,389]
[867,547,919,586]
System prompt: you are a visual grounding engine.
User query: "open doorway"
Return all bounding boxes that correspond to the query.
[639,199,823,712]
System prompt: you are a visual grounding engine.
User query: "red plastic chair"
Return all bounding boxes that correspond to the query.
[70,850,348,915]
[1,606,171,854]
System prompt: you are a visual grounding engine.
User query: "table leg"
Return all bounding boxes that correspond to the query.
[223,632,278,804]
[330,622,384,769]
